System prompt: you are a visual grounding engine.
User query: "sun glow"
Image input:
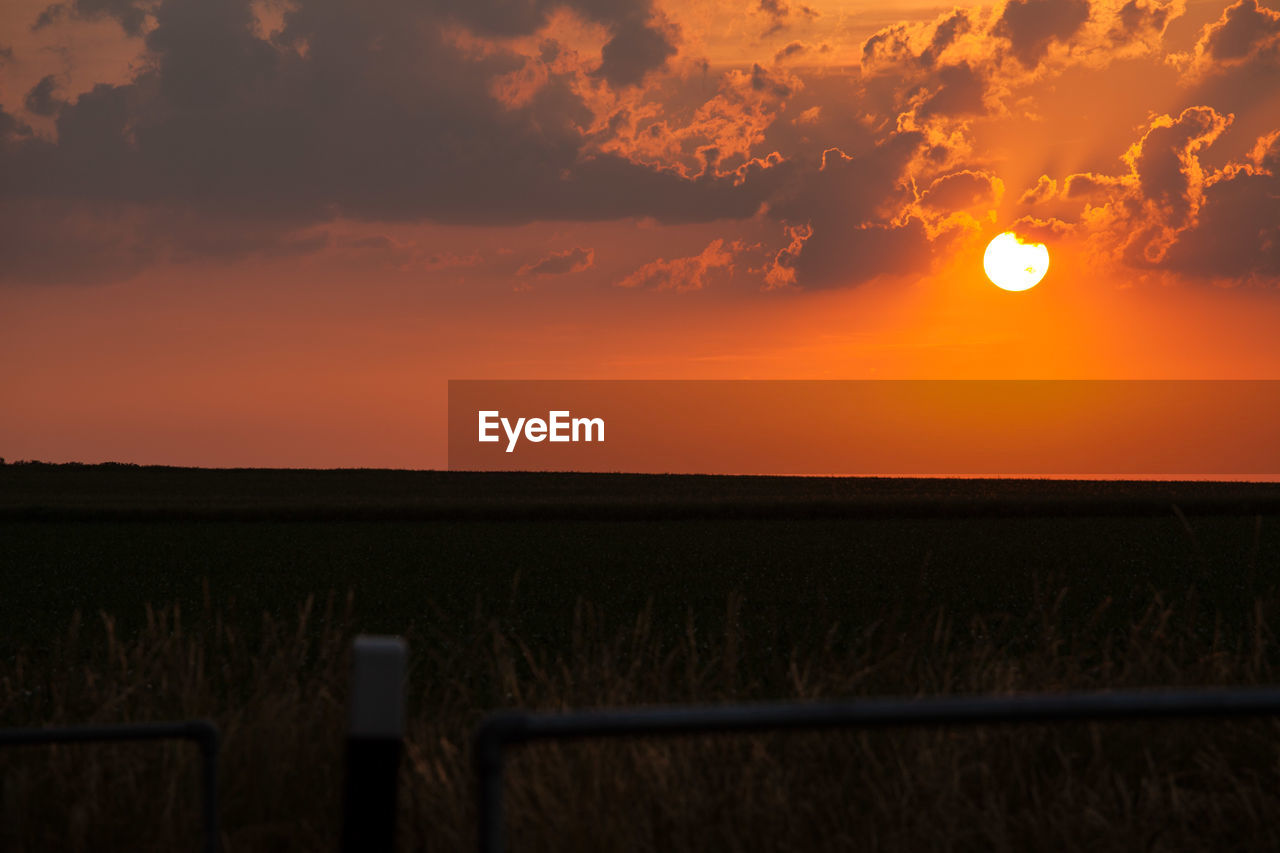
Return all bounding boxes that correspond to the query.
[983,232,1050,292]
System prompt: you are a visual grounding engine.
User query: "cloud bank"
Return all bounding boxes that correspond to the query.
[1,0,1277,289]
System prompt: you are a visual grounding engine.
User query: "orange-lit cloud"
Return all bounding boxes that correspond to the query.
[519,246,596,276]
[0,0,1276,292]
[617,238,744,291]
[1019,104,1279,279]
[1172,0,1280,78]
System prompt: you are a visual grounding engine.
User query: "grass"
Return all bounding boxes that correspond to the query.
[2,512,1277,659]
[2,465,1280,849]
[3,588,1280,851]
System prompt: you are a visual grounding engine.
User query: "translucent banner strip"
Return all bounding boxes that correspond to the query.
[447,380,1280,477]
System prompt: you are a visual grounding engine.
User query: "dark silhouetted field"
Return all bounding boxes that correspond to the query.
[2,463,1280,850]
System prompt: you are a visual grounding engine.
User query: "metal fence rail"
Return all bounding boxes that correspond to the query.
[474,686,1280,853]
[0,720,220,853]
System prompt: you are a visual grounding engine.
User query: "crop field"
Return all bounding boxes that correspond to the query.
[3,463,1280,850]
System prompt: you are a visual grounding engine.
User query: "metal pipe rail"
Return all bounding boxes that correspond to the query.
[0,719,220,853]
[474,686,1280,853]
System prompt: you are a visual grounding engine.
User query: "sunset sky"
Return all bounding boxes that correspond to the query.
[2,0,1278,468]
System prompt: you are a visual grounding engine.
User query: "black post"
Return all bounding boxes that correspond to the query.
[341,636,408,853]
[474,714,524,853]
[189,721,221,853]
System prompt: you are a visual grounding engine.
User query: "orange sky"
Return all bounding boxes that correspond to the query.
[1,0,1278,468]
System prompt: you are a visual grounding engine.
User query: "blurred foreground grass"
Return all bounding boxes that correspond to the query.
[3,588,1280,851]
[3,466,1280,849]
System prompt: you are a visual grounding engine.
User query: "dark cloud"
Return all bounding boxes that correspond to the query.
[0,0,815,284]
[766,136,934,289]
[1109,106,1232,265]
[994,0,1092,67]
[33,0,153,36]
[11,0,1263,293]
[1197,0,1280,61]
[1159,133,1280,280]
[1173,1,1280,126]
[1051,107,1280,278]
[921,10,972,66]
[1171,0,1279,129]
[0,105,33,144]
[32,4,64,29]
[519,246,595,276]
[595,17,678,87]
[1,0,779,234]
[1019,174,1058,205]
[919,169,1000,210]
[914,61,985,118]
[760,0,789,35]
[0,201,150,285]
[861,24,914,70]
[1062,171,1122,199]
[0,199,323,285]
[774,41,807,63]
[858,0,1165,143]
[749,63,793,97]
[1129,106,1230,227]
[768,219,930,290]
[1252,129,1280,171]
[1008,214,1073,243]
[24,75,64,117]
[758,0,816,36]
[1109,0,1176,43]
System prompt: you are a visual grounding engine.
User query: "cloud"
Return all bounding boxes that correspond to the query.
[860,9,978,72]
[758,0,817,36]
[2,0,788,245]
[594,15,679,87]
[24,75,64,117]
[912,61,986,118]
[596,63,799,181]
[1159,131,1280,279]
[1019,174,1058,205]
[0,199,327,285]
[1062,171,1124,199]
[1174,0,1280,77]
[794,105,821,124]
[766,219,931,290]
[774,41,807,63]
[6,0,1268,292]
[765,140,936,289]
[519,246,596,276]
[617,239,739,291]
[994,0,1092,67]
[918,168,1003,211]
[1109,0,1179,44]
[0,105,33,146]
[33,0,154,36]
[839,0,1280,288]
[860,0,1182,131]
[1043,106,1279,279]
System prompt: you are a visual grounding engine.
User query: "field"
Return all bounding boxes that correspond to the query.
[3,463,1280,850]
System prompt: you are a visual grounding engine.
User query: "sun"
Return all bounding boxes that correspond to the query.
[983,232,1050,292]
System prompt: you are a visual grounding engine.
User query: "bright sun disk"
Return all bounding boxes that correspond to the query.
[984,231,1049,292]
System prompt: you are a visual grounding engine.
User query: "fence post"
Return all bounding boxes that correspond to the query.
[342,635,408,853]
